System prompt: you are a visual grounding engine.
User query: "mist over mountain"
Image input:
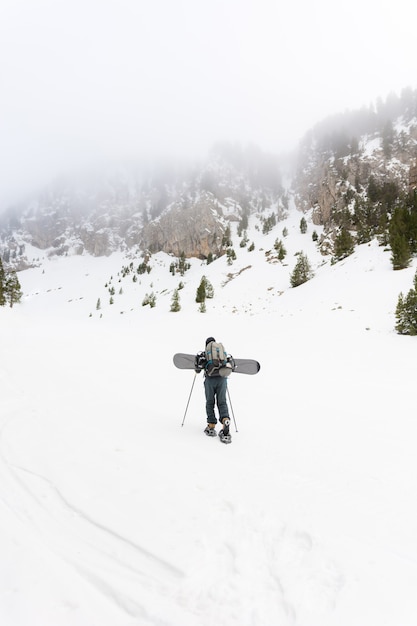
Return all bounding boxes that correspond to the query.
[1,88,416,273]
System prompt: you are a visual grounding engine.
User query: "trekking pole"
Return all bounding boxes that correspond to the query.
[227,387,238,432]
[181,373,197,427]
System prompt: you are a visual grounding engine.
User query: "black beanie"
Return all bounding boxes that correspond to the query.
[205,336,216,345]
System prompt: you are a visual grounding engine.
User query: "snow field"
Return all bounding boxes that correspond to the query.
[1,212,417,625]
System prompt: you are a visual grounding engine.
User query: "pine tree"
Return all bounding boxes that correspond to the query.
[96,298,101,310]
[300,217,307,234]
[395,293,407,334]
[222,226,232,248]
[226,248,236,265]
[170,289,181,312]
[204,277,214,299]
[389,206,412,270]
[390,232,411,270]
[395,271,417,334]
[5,271,22,307]
[196,277,206,303]
[290,253,314,287]
[142,292,156,307]
[274,238,287,261]
[0,257,6,306]
[333,227,355,261]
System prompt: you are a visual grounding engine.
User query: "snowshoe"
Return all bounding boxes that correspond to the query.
[219,418,232,444]
[218,429,232,444]
[204,424,217,437]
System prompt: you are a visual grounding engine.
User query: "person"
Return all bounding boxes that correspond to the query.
[194,337,232,443]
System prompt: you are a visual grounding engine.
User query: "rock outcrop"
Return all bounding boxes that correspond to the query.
[141,193,226,259]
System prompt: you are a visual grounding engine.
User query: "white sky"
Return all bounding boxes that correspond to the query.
[0,0,416,208]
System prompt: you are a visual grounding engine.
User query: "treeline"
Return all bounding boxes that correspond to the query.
[301,86,417,157]
[330,180,417,269]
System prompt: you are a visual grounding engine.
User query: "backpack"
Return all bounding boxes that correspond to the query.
[205,341,231,377]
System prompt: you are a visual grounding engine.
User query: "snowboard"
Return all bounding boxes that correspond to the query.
[173,353,260,375]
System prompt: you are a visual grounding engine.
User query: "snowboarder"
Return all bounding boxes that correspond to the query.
[194,337,232,443]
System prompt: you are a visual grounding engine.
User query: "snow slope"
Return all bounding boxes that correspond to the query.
[1,210,417,626]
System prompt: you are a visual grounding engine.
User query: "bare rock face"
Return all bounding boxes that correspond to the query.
[294,134,416,228]
[24,213,68,249]
[79,226,112,256]
[141,193,226,258]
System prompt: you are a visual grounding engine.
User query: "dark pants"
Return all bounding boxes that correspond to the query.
[204,376,229,424]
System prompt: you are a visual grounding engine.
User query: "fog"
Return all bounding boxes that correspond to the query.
[1,0,416,209]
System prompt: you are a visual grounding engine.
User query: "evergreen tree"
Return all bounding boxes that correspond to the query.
[237,211,249,237]
[177,252,190,276]
[274,238,287,261]
[395,293,407,334]
[222,226,232,248]
[333,227,355,261]
[290,253,314,287]
[196,276,214,303]
[170,289,181,312]
[389,205,413,269]
[142,292,156,307]
[382,120,394,158]
[262,213,276,234]
[96,298,101,310]
[395,274,417,335]
[0,258,6,306]
[196,277,206,303]
[300,217,307,234]
[390,232,411,270]
[205,277,214,298]
[240,231,249,248]
[226,248,236,265]
[5,271,22,307]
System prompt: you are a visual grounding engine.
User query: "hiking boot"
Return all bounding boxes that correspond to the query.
[204,423,217,437]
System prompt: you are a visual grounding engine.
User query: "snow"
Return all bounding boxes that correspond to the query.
[1,209,417,626]
[361,136,381,157]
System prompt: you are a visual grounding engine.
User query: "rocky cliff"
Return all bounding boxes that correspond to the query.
[0,146,285,269]
[293,89,417,250]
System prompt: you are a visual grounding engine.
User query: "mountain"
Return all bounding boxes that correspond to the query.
[2,90,417,278]
[0,144,288,270]
[293,88,417,255]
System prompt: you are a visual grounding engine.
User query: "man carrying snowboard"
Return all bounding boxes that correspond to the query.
[194,337,233,443]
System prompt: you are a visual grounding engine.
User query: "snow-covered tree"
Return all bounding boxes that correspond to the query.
[290,252,314,287]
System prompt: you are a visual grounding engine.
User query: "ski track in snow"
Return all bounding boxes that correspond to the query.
[0,395,345,626]
[2,218,417,625]
[0,382,187,625]
[0,444,181,624]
